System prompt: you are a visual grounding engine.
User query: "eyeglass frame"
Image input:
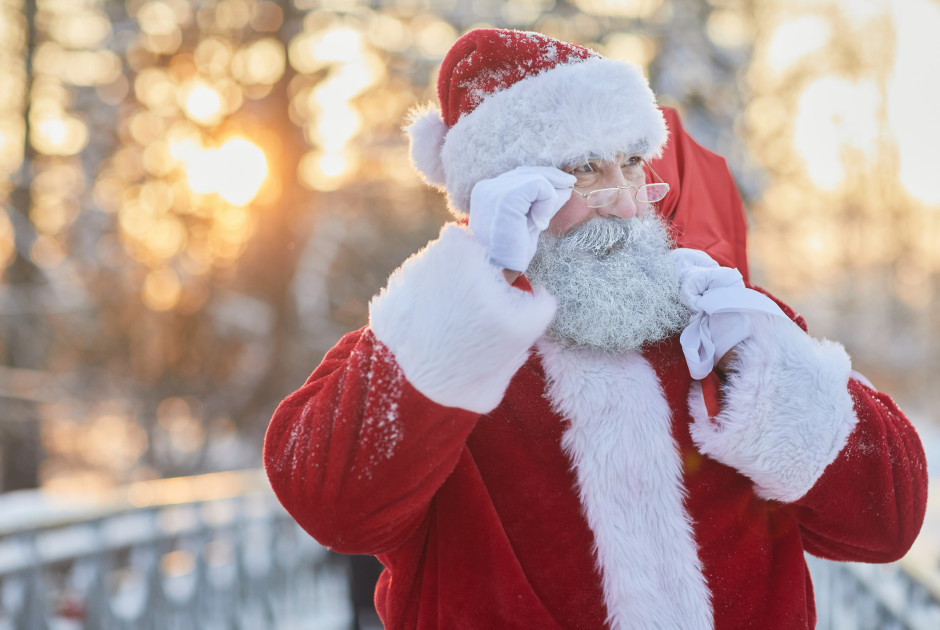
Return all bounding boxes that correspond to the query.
[568,159,670,208]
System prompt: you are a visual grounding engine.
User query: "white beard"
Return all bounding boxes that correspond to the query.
[526,214,689,353]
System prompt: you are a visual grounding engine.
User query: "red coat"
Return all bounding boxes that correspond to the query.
[264,224,927,629]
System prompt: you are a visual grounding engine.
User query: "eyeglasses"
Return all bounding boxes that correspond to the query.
[569,160,670,208]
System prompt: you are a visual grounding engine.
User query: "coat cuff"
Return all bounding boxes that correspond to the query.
[369,223,556,414]
[688,314,859,502]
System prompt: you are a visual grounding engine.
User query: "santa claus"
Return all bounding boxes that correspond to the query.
[264,28,927,629]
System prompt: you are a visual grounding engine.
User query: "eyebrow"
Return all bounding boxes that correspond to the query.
[567,142,650,167]
[628,140,649,154]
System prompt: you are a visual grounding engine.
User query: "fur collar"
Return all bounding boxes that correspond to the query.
[537,338,713,630]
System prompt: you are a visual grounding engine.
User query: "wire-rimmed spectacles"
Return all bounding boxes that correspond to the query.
[569,160,670,208]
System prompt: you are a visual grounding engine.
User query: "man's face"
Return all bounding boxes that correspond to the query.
[548,154,651,236]
[527,198,688,353]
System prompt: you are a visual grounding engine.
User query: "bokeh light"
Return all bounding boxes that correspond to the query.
[231,38,286,85]
[764,16,830,75]
[747,0,940,299]
[299,148,360,191]
[1,0,937,502]
[80,412,149,473]
[143,266,183,311]
[0,116,24,176]
[887,0,940,204]
[30,233,66,268]
[30,112,89,156]
[793,77,879,190]
[571,0,663,19]
[180,79,225,125]
[0,209,14,271]
[289,26,364,72]
[602,33,657,68]
[47,9,112,48]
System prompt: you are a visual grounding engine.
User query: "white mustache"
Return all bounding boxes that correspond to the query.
[527,213,688,353]
[563,217,634,255]
[560,215,668,257]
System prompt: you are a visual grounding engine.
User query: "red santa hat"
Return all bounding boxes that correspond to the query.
[406,28,669,216]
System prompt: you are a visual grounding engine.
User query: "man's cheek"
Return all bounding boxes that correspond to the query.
[548,200,590,236]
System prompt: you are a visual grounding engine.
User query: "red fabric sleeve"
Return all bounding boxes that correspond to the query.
[263,326,480,555]
[751,287,927,561]
[795,380,928,563]
[652,107,751,282]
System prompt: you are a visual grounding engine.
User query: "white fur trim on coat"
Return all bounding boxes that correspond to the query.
[538,339,713,630]
[369,223,556,414]
[688,315,859,503]
[438,57,667,216]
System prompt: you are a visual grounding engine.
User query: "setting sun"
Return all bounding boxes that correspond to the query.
[215,138,268,205]
[173,136,268,206]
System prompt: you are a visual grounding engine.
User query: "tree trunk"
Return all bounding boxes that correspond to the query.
[2,0,43,492]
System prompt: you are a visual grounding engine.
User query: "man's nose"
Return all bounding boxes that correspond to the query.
[597,187,640,220]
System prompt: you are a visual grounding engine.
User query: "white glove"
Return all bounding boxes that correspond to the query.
[469,166,576,272]
[671,248,788,379]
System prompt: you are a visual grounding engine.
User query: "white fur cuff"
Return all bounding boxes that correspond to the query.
[369,223,556,414]
[688,315,859,503]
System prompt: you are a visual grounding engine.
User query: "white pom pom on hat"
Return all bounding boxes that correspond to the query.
[405,106,448,188]
[406,28,668,217]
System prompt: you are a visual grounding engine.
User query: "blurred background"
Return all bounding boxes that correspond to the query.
[0,0,937,529]
[1,1,938,627]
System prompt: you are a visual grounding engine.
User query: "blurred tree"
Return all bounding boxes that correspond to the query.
[743,0,940,413]
[0,0,765,492]
[2,0,44,491]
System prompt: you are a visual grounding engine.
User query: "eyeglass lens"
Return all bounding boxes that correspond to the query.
[637,183,669,203]
[586,189,620,207]
[586,183,669,207]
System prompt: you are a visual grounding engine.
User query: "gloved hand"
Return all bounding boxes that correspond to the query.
[469,166,576,272]
[671,248,788,379]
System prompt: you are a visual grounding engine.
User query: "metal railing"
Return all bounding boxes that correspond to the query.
[0,469,353,630]
[808,555,940,630]
[1,468,938,630]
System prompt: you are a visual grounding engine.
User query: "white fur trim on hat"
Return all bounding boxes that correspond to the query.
[404,105,448,188]
[688,314,860,503]
[441,57,667,215]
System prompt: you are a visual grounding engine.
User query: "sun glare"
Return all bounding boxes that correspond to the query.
[289,26,364,73]
[310,103,361,152]
[298,149,359,191]
[765,16,830,75]
[794,76,880,190]
[172,136,268,206]
[215,138,268,205]
[888,0,940,204]
[839,0,891,25]
[314,28,363,64]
